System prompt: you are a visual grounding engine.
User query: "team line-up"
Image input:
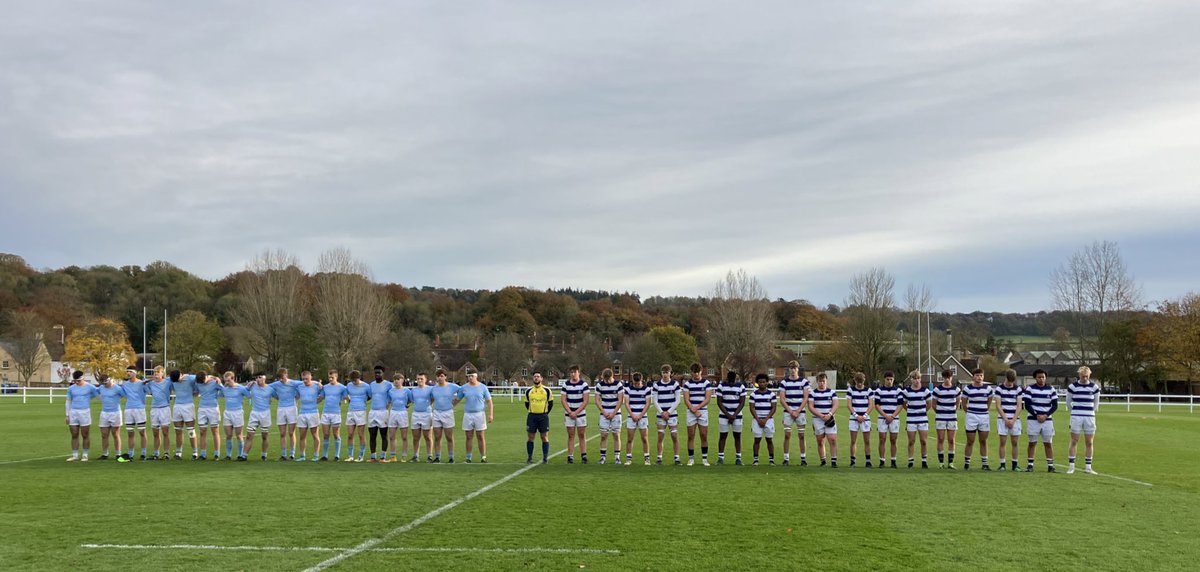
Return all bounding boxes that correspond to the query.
[61,360,1103,475]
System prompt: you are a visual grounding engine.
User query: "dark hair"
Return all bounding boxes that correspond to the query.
[349,370,362,381]
[97,374,109,383]
[1033,369,1048,377]
[568,365,580,372]
[601,368,613,380]
[277,367,288,377]
[853,372,866,384]
[816,372,828,381]
[632,372,643,383]
[690,363,702,374]
[971,368,984,376]
[169,370,182,382]
[883,371,895,378]
[300,370,311,377]
[72,370,84,380]
[1005,369,1017,382]
[660,364,671,374]
[941,370,953,379]
[726,371,738,383]
[531,369,542,376]
[754,373,769,383]
[374,365,385,373]
[195,371,207,381]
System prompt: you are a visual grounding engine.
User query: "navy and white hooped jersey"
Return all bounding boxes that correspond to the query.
[595,381,625,413]
[995,384,1022,418]
[847,386,873,418]
[1023,384,1058,421]
[1067,382,1100,417]
[808,386,837,415]
[778,377,811,409]
[625,384,652,415]
[561,380,590,413]
[901,386,931,422]
[931,384,961,422]
[873,385,903,416]
[749,389,777,418]
[716,383,747,418]
[961,384,994,415]
[683,379,712,407]
[653,380,681,416]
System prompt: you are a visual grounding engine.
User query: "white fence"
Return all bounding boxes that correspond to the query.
[3,386,1196,413]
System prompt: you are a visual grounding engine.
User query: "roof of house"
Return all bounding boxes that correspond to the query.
[434,348,475,372]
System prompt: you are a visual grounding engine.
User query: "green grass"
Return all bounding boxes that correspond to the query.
[2,397,1198,571]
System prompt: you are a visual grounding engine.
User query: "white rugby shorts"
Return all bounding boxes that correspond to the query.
[717,416,743,433]
[1069,416,1097,435]
[782,411,807,429]
[849,418,871,433]
[197,407,221,428]
[997,418,1022,436]
[625,416,649,430]
[686,409,709,427]
[246,410,272,433]
[965,413,990,432]
[171,404,195,424]
[320,412,342,426]
[276,406,298,426]
[877,418,900,434]
[410,411,431,430]
[432,409,455,429]
[598,413,622,434]
[564,413,588,428]
[462,411,487,431]
[750,418,775,439]
[150,407,171,429]
[1027,419,1054,442]
[98,410,122,428]
[67,409,92,427]
[935,420,958,431]
[297,412,320,429]
[345,410,367,426]
[124,408,147,427]
[223,410,245,428]
[367,410,388,428]
[387,410,410,429]
[655,414,678,433]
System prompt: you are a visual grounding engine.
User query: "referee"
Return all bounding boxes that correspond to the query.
[525,371,553,464]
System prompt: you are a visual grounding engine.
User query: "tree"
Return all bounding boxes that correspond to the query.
[285,324,328,375]
[63,318,136,379]
[375,328,435,380]
[313,247,392,372]
[707,269,778,382]
[1097,317,1161,393]
[843,268,898,382]
[569,332,612,379]
[476,287,537,334]
[232,250,306,372]
[648,325,700,373]
[1050,240,1142,365]
[481,332,529,381]
[3,310,51,384]
[623,333,671,379]
[153,310,223,372]
[1146,293,1200,384]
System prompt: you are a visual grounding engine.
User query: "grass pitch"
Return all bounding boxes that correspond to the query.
[1,397,1198,571]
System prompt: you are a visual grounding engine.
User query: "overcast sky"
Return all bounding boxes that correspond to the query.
[2,1,1198,314]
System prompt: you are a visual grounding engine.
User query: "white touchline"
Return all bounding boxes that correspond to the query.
[302,434,602,572]
[80,544,620,555]
[0,455,63,465]
[1053,464,1153,487]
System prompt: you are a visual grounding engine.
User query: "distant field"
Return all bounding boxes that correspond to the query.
[2,398,1198,571]
[994,334,1057,344]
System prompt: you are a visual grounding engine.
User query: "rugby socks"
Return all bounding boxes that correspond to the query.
[334,438,342,459]
[541,441,549,461]
[526,441,534,461]
[1027,457,1035,471]
[938,452,945,463]
[784,453,790,462]
[1085,457,1093,471]
[948,452,955,464]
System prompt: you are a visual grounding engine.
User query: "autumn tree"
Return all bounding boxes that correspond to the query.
[648,325,700,373]
[707,269,778,382]
[569,332,612,379]
[482,332,530,381]
[843,267,898,382]
[1147,293,1200,384]
[232,250,306,372]
[623,333,671,380]
[153,310,223,372]
[3,310,51,384]
[1050,240,1142,364]
[313,247,391,372]
[64,318,136,379]
[376,328,436,380]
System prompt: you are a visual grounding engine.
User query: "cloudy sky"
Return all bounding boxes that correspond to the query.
[2,1,1198,313]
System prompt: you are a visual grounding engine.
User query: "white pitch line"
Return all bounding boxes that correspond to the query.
[80,543,619,555]
[303,434,601,572]
[0,455,63,465]
[1053,465,1153,487]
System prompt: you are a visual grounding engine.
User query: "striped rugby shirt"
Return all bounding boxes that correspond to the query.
[1023,383,1058,421]
[595,381,625,414]
[874,385,903,417]
[749,389,777,419]
[778,377,810,411]
[902,386,931,423]
[1067,381,1100,417]
[561,380,590,416]
[683,378,712,408]
[653,380,681,417]
[808,386,837,415]
[931,383,961,423]
[624,384,652,416]
[995,383,1022,419]
[962,383,994,415]
[847,386,872,420]
[716,382,746,419]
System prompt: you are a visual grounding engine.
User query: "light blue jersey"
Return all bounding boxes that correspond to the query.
[67,383,99,411]
[296,383,324,415]
[321,383,347,415]
[270,379,301,408]
[369,381,392,411]
[410,386,433,413]
[460,384,491,413]
[388,386,411,412]
[197,378,222,408]
[98,384,125,412]
[171,375,197,406]
[431,383,462,412]
[221,385,249,412]
[248,384,276,412]
[147,380,172,408]
[121,380,148,409]
[345,382,371,412]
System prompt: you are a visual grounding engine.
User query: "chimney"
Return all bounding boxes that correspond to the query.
[946,329,953,356]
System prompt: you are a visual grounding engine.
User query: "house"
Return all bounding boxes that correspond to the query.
[1011,364,1081,389]
[0,338,54,385]
[433,348,477,383]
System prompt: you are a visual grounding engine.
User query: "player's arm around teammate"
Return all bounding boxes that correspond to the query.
[65,370,99,461]
[807,372,838,468]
